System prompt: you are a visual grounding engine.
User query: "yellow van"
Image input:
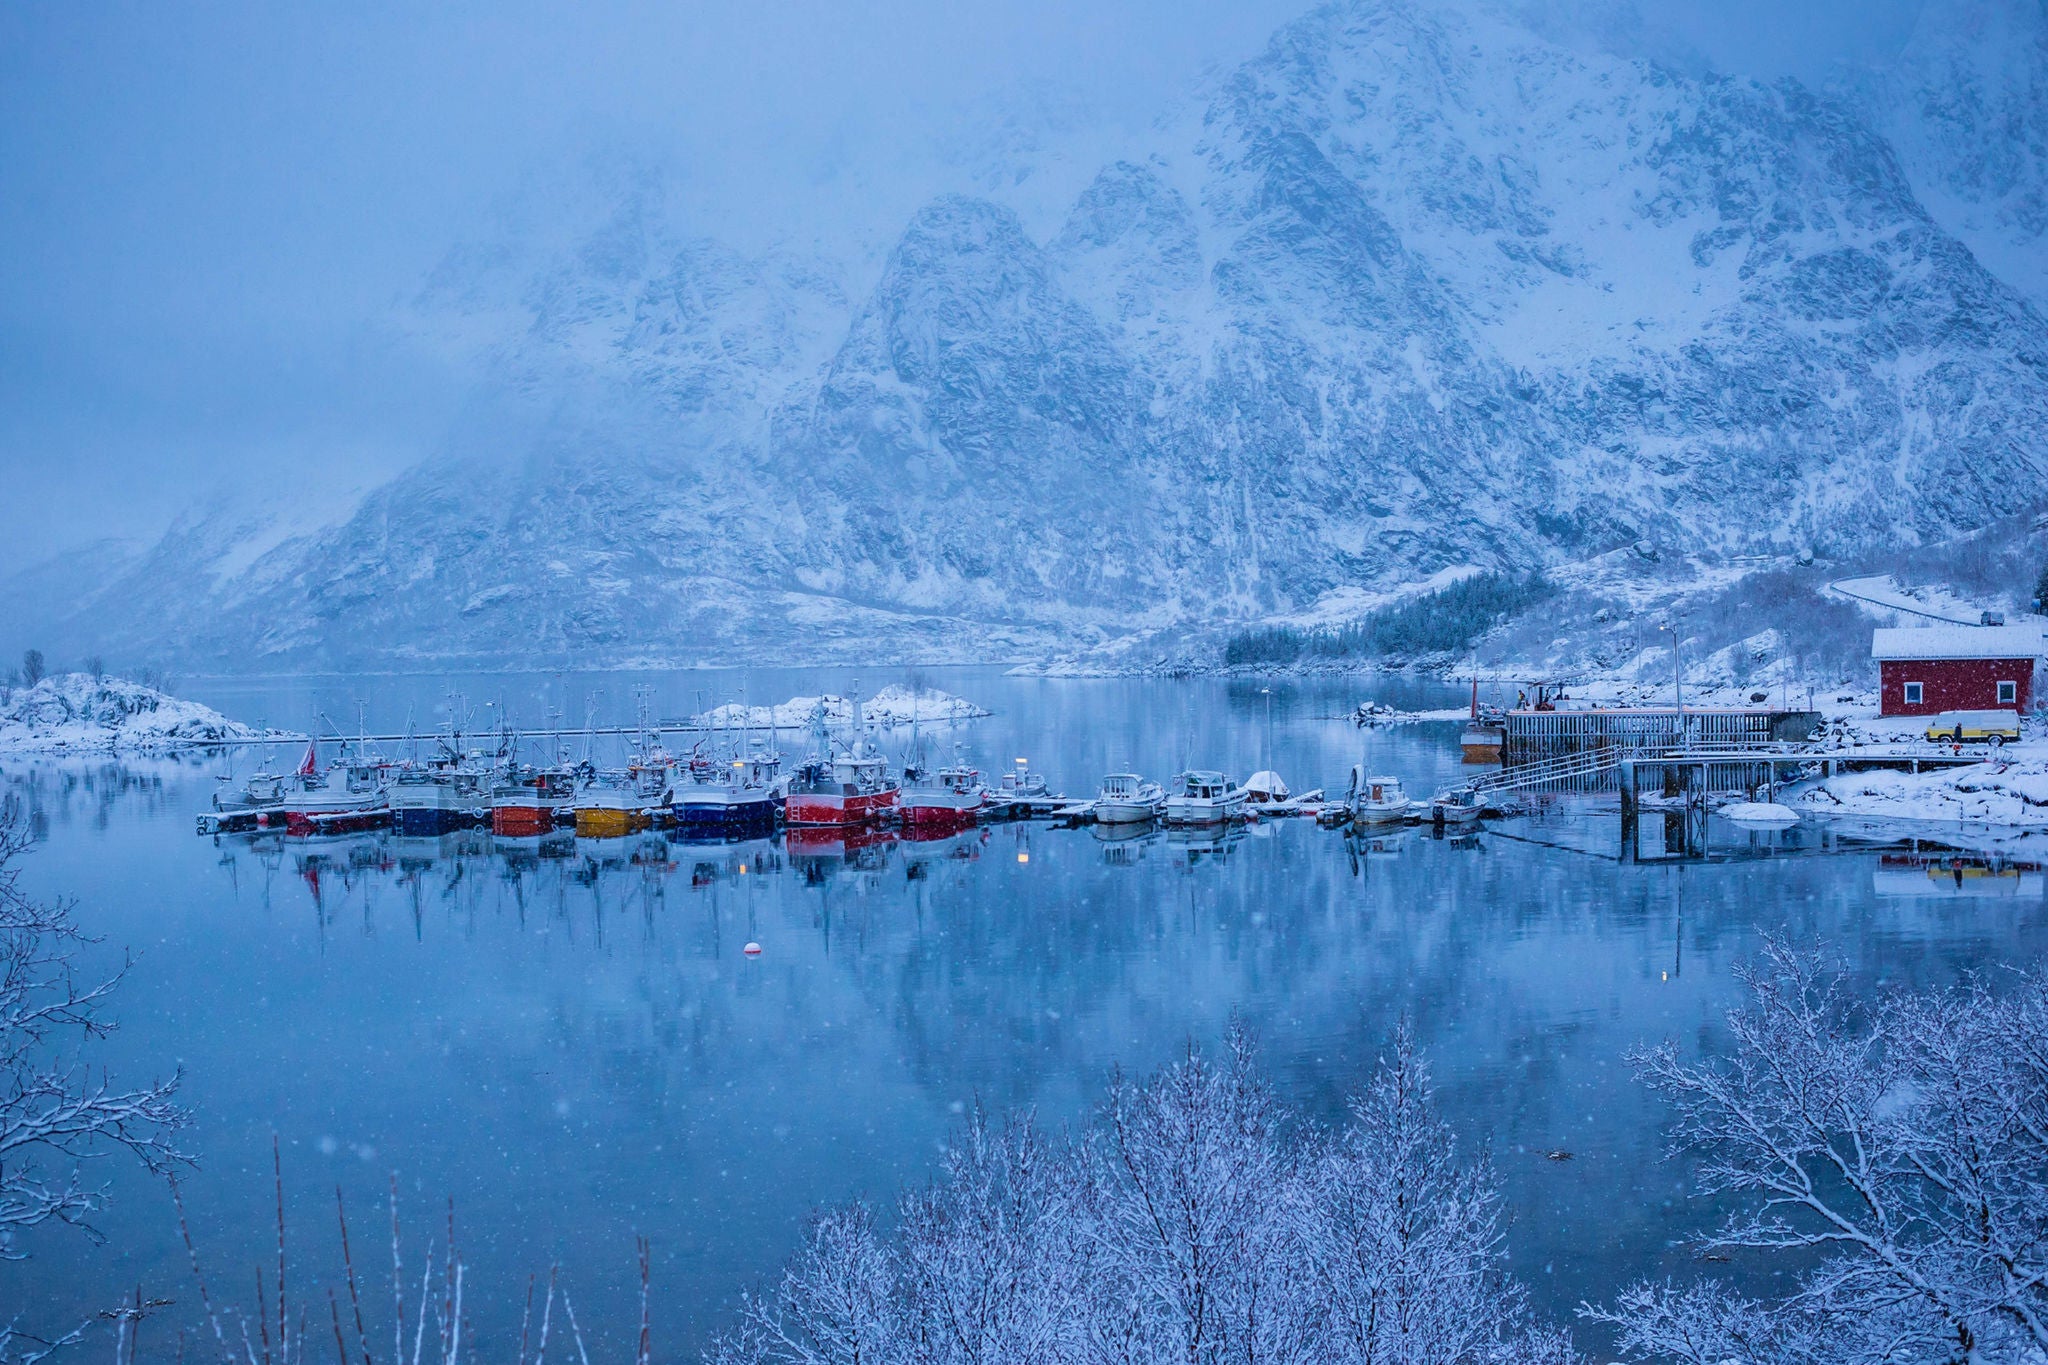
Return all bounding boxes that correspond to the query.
[1923,710,2022,744]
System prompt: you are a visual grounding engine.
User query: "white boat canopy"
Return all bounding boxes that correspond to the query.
[1245,770,1289,799]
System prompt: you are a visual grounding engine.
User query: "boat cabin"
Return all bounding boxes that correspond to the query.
[1178,770,1232,798]
[1364,775,1404,804]
[328,762,384,794]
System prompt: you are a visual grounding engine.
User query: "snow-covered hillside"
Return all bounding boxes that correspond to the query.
[7,0,2047,671]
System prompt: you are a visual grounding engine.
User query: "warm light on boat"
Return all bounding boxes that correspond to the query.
[738,864,747,875]
[1017,852,1029,864]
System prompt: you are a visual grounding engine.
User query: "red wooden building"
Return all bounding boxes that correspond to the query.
[1871,625,2044,717]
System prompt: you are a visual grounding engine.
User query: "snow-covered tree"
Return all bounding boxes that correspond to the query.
[707,1203,903,1365]
[897,1106,1087,1365]
[1310,1027,1535,1365]
[706,1026,1579,1364]
[1588,939,2048,1364]
[1086,1025,1317,1365]
[1,796,187,1259]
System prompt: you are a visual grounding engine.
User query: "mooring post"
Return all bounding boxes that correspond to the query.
[1619,757,1638,861]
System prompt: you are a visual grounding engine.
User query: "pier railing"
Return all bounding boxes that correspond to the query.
[1454,741,1818,801]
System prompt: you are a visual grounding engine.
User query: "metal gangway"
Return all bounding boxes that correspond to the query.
[1441,742,1820,805]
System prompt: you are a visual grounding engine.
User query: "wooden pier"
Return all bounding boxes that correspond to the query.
[1502,706,1820,766]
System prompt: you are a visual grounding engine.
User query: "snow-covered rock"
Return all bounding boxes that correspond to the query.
[1799,758,2048,827]
[0,674,261,753]
[689,685,989,731]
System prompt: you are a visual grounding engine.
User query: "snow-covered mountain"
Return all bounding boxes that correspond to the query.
[1838,0,2048,305]
[11,0,2048,671]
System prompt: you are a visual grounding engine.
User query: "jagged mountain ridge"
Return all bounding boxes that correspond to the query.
[13,0,2048,670]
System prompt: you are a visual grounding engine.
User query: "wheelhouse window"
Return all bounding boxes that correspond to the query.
[1998,680,2017,704]
[1904,681,1924,705]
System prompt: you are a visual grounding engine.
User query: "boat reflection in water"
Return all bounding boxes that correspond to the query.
[203,802,1282,919]
[1165,822,1244,863]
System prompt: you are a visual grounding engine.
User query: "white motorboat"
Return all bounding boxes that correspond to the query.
[1096,772,1165,824]
[1429,787,1483,824]
[1244,770,1291,805]
[997,758,1051,801]
[1353,771,1409,825]
[1163,770,1246,826]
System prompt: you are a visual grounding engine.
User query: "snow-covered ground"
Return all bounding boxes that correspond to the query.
[1825,574,2023,627]
[0,673,263,753]
[1798,754,2048,828]
[690,684,989,730]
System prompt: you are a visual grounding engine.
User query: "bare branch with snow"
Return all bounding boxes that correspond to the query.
[1590,938,2048,1364]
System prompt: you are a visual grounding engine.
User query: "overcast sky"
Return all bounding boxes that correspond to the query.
[0,0,1926,572]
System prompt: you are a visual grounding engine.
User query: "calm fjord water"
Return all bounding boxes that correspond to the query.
[5,668,2045,1358]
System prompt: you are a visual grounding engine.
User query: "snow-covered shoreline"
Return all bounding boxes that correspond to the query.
[1797,756,2048,828]
[0,673,264,754]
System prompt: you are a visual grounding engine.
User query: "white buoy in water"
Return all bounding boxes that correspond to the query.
[743,942,762,956]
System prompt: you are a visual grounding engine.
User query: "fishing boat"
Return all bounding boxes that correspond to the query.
[899,762,985,829]
[574,762,673,837]
[674,750,782,835]
[783,694,900,827]
[277,753,391,836]
[209,769,291,828]
[1353,772,1409,825]
[491,766,579,837]
[389,764,491,836]
[1162,770,1246,826]
[785,753,898,826]
[573,689,680,836]
[1095,772,1165,825]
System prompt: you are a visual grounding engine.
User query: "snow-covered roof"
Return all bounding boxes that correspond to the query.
[1870,625,2046,661]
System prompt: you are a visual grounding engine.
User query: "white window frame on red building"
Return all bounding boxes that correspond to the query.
[1904,681,1924,705]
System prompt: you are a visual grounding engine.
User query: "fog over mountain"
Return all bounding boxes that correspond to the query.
[3,0,2042,670]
